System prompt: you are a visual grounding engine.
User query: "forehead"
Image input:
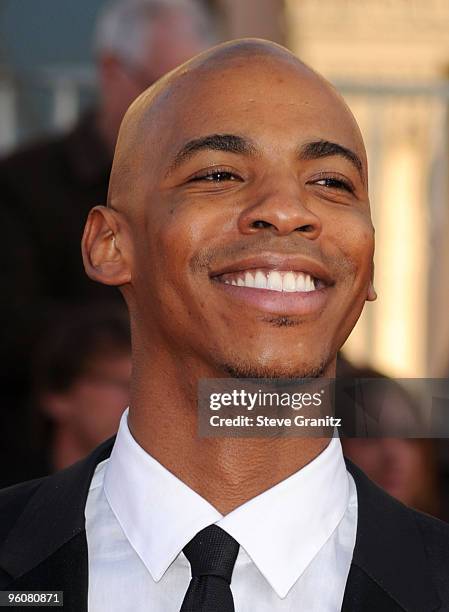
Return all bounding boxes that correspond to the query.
[145,56,365,161]
[110,52,367,208]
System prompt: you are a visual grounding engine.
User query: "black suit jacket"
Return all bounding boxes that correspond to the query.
[0,438,448,611]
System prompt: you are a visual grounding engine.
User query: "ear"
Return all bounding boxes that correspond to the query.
[82,205,132,286]
[367,261,377,302]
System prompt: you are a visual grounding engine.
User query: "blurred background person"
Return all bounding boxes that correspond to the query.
[0,303,131,487]
[342,438,441,518]
[337,357,442,518]
[336,356,425,437]
[0,0,215,302]
[34,303,131,473]
[0,0,216,453]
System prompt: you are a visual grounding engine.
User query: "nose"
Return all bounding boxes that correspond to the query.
[238,186,322,239]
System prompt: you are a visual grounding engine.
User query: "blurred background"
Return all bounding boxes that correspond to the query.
[2,0,449,377]
[1,0,449,519]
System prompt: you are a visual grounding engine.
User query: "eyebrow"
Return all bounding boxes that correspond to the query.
[167,134,364,182]
[299,140,364,180]
[167,134,257,174]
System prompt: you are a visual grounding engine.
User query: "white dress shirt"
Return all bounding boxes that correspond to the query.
[85,410,357,611]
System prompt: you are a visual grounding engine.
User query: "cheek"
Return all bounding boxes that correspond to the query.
[77,387,126,426]
[132,198,228,327]
[152,196,234,285]
[325,210,374,280]
[352,444,382,473]
[75,386,107,413]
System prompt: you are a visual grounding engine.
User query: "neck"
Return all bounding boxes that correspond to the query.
[128,351,336,515]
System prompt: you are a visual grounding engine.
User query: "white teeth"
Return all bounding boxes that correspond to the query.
[255,270,267,289]
[244,271,255,287]
[267,270,283,291]
[283,271,296,292]
[296,273,306,292]
[223,270,317,292]
[307,275,315,291]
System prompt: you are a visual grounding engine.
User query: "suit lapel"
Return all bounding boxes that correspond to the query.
[342,564,406,612]
[343,460,441,612]
[0,438,115,610]
[5,534,88,612]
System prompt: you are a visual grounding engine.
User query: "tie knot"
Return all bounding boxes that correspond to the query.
[183,525,239,584]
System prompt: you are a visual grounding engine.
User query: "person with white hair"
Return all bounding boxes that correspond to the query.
[0,0,216,482]
[0,0,216,301]
[95,0,216,149]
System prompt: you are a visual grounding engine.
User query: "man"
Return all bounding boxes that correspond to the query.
[1,40,448,611]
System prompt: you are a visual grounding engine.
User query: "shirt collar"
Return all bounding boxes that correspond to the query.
[218,434,350,597]
[105,410,350,599]
[104,410,222,582]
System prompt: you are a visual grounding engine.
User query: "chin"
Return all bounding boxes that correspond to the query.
[218,354,328,379]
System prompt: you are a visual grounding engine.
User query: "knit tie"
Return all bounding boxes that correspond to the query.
[180,525,240,612]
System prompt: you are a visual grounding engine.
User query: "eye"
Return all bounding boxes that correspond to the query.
[188,168,242,183]
[312,175,354,193]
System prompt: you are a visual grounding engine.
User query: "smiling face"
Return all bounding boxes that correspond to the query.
[84,41,375,379]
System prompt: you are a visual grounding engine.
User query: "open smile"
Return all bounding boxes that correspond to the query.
[210,255,334,316]
[218,269,319,292]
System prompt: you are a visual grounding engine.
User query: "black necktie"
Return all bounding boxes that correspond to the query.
[180,525,240,612]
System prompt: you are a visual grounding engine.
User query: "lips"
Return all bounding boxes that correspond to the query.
[209,253,333,316]
[210,253,333,288]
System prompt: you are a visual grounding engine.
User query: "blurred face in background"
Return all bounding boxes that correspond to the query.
[98,8,209,145]
[42,351,132,453]
[342,438,438,514]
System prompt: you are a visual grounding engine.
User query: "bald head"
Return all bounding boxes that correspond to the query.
[108,39,366,212]
[83,37,374,382]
